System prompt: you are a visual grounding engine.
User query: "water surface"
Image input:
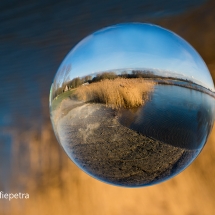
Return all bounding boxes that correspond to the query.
[119,84,215,150]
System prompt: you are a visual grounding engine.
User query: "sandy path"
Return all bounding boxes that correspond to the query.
[55,100,200,186]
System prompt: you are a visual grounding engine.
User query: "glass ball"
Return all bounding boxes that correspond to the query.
[49,23,215,187]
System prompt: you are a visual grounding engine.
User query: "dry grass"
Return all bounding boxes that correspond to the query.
[73,78,155,109]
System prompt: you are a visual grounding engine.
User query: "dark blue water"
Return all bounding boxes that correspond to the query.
[0,0,207,133]
[119,84,215,150]
[0,0,207,121]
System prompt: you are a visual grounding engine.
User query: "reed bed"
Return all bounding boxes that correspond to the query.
[73,78,155,109]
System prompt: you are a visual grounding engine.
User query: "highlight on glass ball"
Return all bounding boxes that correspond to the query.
[49,23,215,187]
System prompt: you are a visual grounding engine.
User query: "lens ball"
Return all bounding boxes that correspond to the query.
[50,23,215,187]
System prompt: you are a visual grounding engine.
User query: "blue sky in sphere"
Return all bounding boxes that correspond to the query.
[56,23,214,91]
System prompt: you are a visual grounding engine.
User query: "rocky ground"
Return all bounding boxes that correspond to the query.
[53,98,200,187]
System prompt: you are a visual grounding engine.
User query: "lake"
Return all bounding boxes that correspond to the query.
[119,84,215,150]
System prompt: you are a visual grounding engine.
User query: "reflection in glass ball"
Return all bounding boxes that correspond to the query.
[49,23,215,187]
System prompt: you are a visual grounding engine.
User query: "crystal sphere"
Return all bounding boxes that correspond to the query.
[49,23,215,187]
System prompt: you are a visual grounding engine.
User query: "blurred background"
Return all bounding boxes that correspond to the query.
[0,0,215,214]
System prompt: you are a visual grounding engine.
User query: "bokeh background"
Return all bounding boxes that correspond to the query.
[0,0,215,214]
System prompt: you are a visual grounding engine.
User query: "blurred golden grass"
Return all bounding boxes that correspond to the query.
[73,78,155,109]
[2,121,215,215]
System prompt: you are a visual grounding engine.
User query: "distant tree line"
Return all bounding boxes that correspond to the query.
[90,72,117,83]
[53,70,164,99]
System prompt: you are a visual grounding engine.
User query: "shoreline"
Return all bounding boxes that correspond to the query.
[150,78,215,98]
[51,77,215,107]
